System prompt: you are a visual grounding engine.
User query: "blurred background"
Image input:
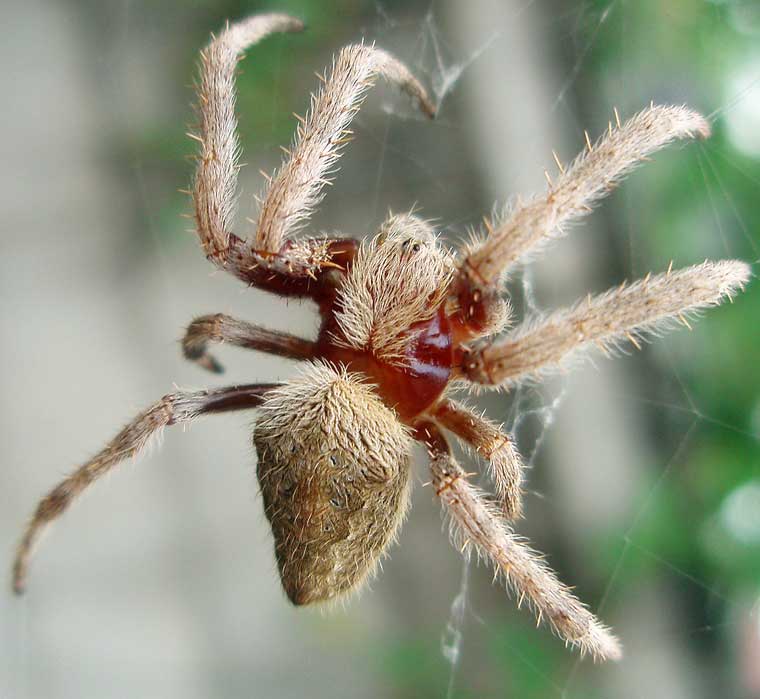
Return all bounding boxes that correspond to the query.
[2,0,759,697]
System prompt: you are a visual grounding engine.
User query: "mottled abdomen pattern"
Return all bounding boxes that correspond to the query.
[253,363,412,604]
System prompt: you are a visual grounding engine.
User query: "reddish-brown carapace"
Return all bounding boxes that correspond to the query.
[12,14,750,663]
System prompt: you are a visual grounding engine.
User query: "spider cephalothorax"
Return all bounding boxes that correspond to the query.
[13,14,750,662]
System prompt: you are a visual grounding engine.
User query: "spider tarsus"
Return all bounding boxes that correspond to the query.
[589,628,623,663]
[419,98,437,120]
[195,354,225,374]
[11,561,26,596]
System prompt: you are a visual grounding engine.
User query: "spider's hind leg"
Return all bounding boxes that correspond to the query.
[182,313,316,373]
[12,382,278,595]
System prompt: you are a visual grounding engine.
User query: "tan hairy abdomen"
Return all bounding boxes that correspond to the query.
[256,443,409,604]
[253,367,412,605]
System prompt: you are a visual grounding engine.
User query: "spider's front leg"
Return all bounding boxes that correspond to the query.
[191,14,303,267]
[415,421,621,661]
[192,14,435,298]
[251,43,435,255]
[431,399,525,519]
[12,383,279,595]
[451,105,711,339]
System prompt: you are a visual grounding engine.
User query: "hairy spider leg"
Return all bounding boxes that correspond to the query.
[252,43,435,253]
[451,105,712,341]
[192,14,303,262]
[12,383,279,595]
[183,313,317,373]
[191,15,435,299]
[459,260,750,390]
[431,399,525,519]
[415,421,622,662]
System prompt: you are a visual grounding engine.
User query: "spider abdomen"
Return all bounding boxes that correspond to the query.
[253,363,412,604]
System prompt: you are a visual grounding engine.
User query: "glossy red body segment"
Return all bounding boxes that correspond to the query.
[316,305,453,424]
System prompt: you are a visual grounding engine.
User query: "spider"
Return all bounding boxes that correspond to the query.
[12,13,750,662]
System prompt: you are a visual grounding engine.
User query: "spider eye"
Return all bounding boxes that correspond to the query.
[401,238,422,253]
